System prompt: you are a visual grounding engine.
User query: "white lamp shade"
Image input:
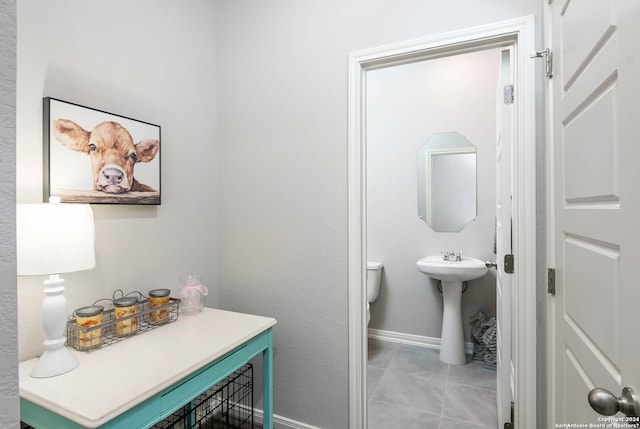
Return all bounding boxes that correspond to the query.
[17,203,96,276]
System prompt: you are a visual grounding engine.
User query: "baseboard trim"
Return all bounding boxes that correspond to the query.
[253,408,322,429]
[368,328,475,355]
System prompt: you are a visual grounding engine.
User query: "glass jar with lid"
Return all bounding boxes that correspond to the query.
[148,288,171,324]
[114,296,138,336]
[74,305,104,349]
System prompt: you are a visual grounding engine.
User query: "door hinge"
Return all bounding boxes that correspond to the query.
[503,84,514,104]
[531,48,553,78]
[504,401,515,428]
[504,254,514,274]
[548,268,556,295]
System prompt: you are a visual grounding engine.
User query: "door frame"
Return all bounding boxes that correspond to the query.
[347,16,537,429]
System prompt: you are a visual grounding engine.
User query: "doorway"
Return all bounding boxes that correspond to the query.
[365,45,504,428]
[348,16,537,429]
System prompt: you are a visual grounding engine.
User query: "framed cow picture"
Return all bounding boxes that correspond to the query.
[43,97,161,205]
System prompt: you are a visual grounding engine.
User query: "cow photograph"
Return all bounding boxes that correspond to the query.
[44,98,160,205]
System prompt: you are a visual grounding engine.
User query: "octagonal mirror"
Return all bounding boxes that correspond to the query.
[417,132,477,232]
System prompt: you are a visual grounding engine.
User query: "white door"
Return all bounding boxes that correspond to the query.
[548,0,640,424]
[496,47,514,426]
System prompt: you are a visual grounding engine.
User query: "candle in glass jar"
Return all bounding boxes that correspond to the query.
[148,288,171,324]
[75,305,104,348]
[114,296,138,336]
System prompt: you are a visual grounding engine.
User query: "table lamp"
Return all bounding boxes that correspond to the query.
[17,202,96,378]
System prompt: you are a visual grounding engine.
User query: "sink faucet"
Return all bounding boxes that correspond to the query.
[443,251,462,261]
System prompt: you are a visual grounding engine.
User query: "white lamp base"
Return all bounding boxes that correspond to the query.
[30,338,79,378]
[31,274,79,378]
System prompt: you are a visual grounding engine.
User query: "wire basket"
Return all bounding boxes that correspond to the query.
[67,298,180,352]
[151,364,254,429]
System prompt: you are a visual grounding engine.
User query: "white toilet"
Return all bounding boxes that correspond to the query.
[367,261,383,325]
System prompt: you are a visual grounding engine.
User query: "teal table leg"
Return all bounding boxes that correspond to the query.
[262,328,273,429]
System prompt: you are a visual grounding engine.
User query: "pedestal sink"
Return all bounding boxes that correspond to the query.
[416,255,488,364]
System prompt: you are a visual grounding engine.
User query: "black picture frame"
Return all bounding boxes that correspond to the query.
[43,97,161,205]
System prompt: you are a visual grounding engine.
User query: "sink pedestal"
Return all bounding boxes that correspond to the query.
[416,255,488,365]
[439,280,466,365]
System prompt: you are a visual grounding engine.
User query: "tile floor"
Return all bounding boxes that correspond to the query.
[368,338,498,429]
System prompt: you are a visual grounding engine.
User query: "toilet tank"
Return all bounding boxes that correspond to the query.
[366,261,383,303]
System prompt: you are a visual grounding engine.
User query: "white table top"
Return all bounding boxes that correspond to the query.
[19,308,276,428]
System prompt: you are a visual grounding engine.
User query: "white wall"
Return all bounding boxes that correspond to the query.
[366,49,500,342]
[0,0,19,427]
[216,1,541,427]
[17,1,219,360]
